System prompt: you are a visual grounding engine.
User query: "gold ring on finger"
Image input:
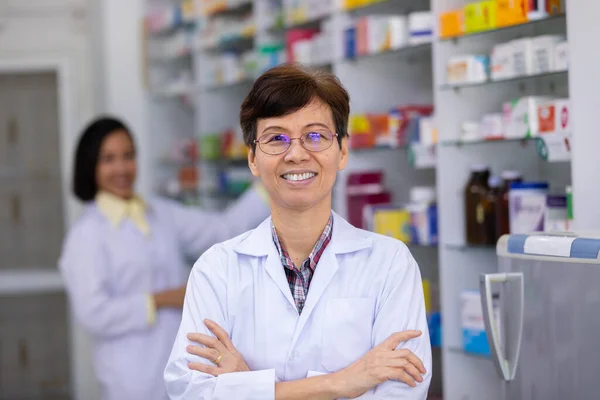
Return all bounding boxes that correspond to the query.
[214,353,222,365]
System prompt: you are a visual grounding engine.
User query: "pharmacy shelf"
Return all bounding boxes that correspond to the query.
[279,13,331,31]
[440,135,571,162]
[200,34,255,52]
[200,158,249,168]
[0,269,64,296]
[447,346,492,361]
[439,13,566,41]
[444,243,496,251]
[150,85,197,98]
[440,137,534,146]
[440,70,568,91]
[343,42,432,62]
[344,0,430,14]
[202,77,254,91]
[204,0,253,17]
[349,143,436,169]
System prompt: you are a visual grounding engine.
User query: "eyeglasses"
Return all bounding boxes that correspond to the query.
[254,130,339,155]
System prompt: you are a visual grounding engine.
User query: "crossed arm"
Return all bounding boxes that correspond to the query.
[185,319,427,400]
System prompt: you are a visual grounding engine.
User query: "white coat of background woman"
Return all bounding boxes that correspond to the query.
[165,64,432,399]
[58,117,270,400]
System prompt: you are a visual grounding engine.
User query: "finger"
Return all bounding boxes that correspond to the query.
[393,349,426,374]
[387,360,423,383]
[187,333,221,349]
[188,362,222,376]
[186,345,220,362]
[204,319,235,350]
[383,330,422,350]
[388,368,416,388]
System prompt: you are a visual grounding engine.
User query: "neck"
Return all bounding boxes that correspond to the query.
[271,198,332,266]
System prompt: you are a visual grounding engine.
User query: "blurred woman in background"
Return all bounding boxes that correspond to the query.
[58,116,270,400]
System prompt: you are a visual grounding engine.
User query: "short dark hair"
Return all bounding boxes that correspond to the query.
[73,116,133,202]
[240,63,350,152]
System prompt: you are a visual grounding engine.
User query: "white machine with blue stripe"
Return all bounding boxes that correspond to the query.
[481,232,600,400]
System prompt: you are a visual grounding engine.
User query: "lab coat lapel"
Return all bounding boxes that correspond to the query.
[263,249,297,310]
[234,216,297,310]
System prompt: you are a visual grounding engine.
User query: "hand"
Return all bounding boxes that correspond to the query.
[153,285,186,309]
[333,330,426,399]
[186,319,250,376]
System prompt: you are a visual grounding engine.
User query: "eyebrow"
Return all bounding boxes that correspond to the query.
[261,122,332,134]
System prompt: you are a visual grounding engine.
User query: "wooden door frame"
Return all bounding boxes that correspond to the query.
[0,58,77,228]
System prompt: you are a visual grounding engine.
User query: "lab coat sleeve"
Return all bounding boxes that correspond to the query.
[58,221,151,339]
[168,183,270,257]
[369,245,433,399]
[164,246,276,399]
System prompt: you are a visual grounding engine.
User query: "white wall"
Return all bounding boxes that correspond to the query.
[0,2,101,399]
[567,2,600,231]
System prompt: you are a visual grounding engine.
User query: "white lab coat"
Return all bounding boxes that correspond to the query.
[58,188,269,400]
[164,212,432,399]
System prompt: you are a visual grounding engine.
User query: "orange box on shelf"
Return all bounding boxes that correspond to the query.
[537,103,556,133]
[439,9,464,38]
[546,0,565,15]
[497,0,529,27]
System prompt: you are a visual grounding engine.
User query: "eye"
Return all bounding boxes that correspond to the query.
[265,134,289,143]
[305,132,324,142]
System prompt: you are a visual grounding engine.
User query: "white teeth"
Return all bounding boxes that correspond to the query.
[283,172,315,181]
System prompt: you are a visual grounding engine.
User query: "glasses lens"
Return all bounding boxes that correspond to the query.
[259,133,290,154]
[303,131,334,152]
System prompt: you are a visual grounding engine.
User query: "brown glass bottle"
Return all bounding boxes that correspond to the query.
[465,165,491,245]
[496,170,522,239]
[486,176,502,244]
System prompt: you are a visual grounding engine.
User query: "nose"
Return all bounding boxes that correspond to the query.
[283,139,310,163]
[114,157,132,173]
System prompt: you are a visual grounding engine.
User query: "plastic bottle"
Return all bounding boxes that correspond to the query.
[465,165,491,245]
[407,186,437,246]
[496,170,522,238]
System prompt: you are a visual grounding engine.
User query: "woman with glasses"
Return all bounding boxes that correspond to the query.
[165,64,431,399]
[58,116,270,400]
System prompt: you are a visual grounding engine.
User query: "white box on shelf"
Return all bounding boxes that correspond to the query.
[446,55,489,85]
[388,16,409,50]
[531,35,565,74]
[481,113,505,140]
[554,41,569,71]
[554,99,571,133]
[460,290,500,357]
[491,41,515,81]
[504,96,554,138]
[408,11,433,45]
[367,16,389,54]
[511,37,535,76]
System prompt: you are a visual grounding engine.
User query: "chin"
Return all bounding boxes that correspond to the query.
[279,193,329,211]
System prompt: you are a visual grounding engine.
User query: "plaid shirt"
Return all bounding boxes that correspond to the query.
[271,215,333,314]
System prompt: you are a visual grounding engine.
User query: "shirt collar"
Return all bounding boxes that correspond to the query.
[271,214,334,269]
[95,191,150,236]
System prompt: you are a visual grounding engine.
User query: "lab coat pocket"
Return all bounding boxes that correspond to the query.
[321,297,375,372]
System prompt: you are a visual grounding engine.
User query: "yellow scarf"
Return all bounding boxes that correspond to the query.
[96,191,151,236]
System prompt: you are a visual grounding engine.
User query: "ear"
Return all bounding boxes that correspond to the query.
[337,136,349,171]
[248,147,260,177]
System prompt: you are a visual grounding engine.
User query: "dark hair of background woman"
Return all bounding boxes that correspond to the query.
[73,116,134,202]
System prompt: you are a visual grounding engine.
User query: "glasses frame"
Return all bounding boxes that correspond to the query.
[253,131,339,155]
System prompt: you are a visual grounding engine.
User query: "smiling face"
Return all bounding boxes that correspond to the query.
[96,129,137,199]
[248,98,349,212]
